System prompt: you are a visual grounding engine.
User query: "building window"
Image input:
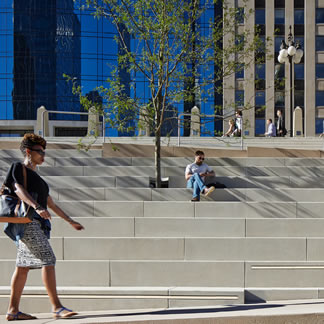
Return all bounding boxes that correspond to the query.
[275,64,285,90]
[235,90,244,107]
[316,64,324,79]
[295,37,304,49]
[294,64,304,80]
[235,64,244,79]
[275,37,284,52]
[294,9,304,24]
[255,64,266,80]
[316,37,324,51]
[275,64,285,80]
[316,119,324,134]
[275,0,285,8]
[255,119,266,135]
[235,34,245,47]
[255,64,265,89]
[294,91,304,107]
[317,9,324,24]
[294,0,304,8]
[275,25,285,35]
[316,91,324,106]
[255,0,265,9]
[255,9,265,25]
[275,9,285,24]
[236,7,244,24]
[255,91,265,106]
[275,92,285,107]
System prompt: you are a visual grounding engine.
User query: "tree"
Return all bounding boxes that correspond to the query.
[69,0,270,187]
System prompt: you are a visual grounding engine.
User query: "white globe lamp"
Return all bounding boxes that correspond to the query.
[287,45,296,56]
[279,48,288,58]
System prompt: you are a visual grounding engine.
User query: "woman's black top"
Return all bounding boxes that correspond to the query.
[3,162,51,242]
[4,162,49,208]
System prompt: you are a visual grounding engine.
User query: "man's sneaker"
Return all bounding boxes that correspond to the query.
[191,197,200,202]
[204,186,215,197]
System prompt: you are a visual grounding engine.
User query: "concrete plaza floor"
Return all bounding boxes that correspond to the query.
[2,299,324,324]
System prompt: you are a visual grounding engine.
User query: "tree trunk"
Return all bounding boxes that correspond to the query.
[154,129,161,188]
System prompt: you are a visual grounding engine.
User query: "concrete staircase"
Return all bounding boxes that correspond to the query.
[1,148,324,313]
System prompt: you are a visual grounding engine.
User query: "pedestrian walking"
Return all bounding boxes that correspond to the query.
[3,133,84,320]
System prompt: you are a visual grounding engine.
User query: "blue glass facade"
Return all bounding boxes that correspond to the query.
[0,0,117,129]
[2,0,82,120]
[0,0,14,120]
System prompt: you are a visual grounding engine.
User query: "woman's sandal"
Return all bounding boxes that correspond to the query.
[6,312,37,321]
[53,307,78,319]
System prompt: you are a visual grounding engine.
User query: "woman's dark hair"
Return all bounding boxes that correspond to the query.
[20,133,47,156]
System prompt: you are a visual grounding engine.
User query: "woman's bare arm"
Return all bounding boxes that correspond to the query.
[47,196,84,230]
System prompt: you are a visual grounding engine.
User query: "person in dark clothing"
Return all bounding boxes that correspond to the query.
[276,109,287,137]
[4,134,84,320]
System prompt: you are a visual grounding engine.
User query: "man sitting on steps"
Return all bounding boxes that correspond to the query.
[185,150,215,202]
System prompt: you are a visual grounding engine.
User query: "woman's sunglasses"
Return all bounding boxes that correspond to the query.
[30,149,46,156]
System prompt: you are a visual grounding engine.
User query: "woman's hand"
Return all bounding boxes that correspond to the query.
[36,208,51,220]
[70,221,84,231]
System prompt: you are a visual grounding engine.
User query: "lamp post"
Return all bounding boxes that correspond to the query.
[277,25,303,137]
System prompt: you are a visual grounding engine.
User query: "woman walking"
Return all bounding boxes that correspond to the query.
[3,134,84,320]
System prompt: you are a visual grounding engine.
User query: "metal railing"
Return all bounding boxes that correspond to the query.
[41,110,105,142]
[177,113,244,150]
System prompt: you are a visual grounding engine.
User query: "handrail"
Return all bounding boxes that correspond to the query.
[177,113,244,150]
[41,110,105,142]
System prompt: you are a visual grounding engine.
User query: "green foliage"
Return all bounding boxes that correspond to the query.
[71,0,271,137]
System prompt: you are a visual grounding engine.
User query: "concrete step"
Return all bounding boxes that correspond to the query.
[245,261,324,288]
[41,176,150,188]
[52,217,324,238]
[3,156,324,167]
[41,237,311,261]
[2,234,323,263]
[25,200,324,219]
[1,237,308,262]
[2,174,324,190]
[0,260,110,287]
[38,217,246,238]
[4,216,324,239]
[0,260,244,287]
[2,201,314,220]
[0,286,244,313]
[5,163,324,178]
[170,176,324,188]
[49,188,324,202]
[8,165,322,178]
[244,288,324,303]
[246,218,324,238]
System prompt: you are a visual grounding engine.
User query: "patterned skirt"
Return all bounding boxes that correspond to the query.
[16,220,56,269]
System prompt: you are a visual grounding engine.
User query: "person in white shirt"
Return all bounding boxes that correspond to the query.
[185,150,215,202]
[233,110,242,137]
[264,118,277,137]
